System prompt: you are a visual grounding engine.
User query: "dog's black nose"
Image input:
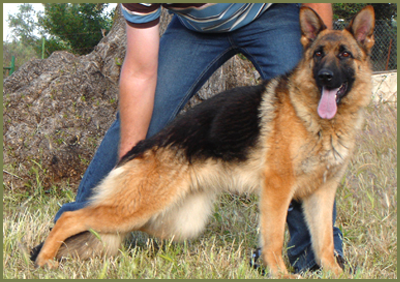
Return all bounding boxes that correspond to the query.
[318,69,334,83]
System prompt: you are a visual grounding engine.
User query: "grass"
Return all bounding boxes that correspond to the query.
[3,102,397,279]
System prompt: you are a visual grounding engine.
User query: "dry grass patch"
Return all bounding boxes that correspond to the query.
[3,103,397,279]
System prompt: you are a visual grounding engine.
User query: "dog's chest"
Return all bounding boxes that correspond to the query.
[299,134,349,170]
[291,131,351,196]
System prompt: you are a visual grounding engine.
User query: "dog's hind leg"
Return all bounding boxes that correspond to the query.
[34,191,214,266]
[34,208,104,268]
[35,201,167,268]
[30,231,125,263]
[35,155,194,268]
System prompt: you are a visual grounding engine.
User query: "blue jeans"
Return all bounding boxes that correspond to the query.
[54,3,342,272]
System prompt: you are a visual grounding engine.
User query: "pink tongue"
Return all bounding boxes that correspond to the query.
[317,87,338,119]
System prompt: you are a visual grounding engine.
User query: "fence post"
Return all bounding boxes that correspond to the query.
[385,39,393,71]
[9,56,15,75]
[42,37,45,59]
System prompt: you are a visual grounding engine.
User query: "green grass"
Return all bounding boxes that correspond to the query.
[3,102,397,279]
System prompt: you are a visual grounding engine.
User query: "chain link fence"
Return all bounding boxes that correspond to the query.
[334,20,397,72]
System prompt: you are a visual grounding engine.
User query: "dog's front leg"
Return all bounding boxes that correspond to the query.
[302,179,343,276]
[259,172,295,278]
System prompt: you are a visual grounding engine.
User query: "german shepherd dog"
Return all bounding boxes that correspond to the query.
[32,6,375,277]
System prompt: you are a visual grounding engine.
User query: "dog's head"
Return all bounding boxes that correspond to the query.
[299,6,375,119]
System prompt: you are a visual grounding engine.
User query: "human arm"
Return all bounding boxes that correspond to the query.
[302,3,333,29]
[118,23,160,159]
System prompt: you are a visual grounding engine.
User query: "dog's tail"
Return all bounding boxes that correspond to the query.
[30,231,125,262]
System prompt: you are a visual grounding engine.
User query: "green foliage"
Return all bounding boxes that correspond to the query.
[370,3,397,21]
[6,3,39,45]
[4,3,113,68]
[5,4,46,66]
[38,3,113,55]
[332,3,366,20]
[42,38,71,57]
[3,40,39,75]
[333,3,397,21]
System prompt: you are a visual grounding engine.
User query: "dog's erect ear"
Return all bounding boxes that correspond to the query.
[299,6,327,48]
[346,5,375,52]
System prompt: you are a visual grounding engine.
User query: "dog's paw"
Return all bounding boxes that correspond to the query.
[330,265,344,277]
[34,256,59,269]
[34,249,59,269]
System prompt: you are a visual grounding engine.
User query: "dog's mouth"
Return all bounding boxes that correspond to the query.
[317,82,348,119]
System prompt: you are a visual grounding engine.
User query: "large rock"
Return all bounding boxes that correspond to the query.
[3,6,255,192]
[371,71,397,106]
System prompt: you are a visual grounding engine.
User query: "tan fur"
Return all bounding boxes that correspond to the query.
[34,6,375,278]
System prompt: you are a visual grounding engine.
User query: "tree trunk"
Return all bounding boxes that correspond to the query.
[3,5,257,192]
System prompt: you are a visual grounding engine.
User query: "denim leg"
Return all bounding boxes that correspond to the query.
[231,3,303,80]
[54,113,120,222]
[146,17,236,138]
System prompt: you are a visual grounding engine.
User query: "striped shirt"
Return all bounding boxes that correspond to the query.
[121,3,273,33]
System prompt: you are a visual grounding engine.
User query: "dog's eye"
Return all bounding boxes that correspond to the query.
[340,51,352,58]
[314,51,323,57]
